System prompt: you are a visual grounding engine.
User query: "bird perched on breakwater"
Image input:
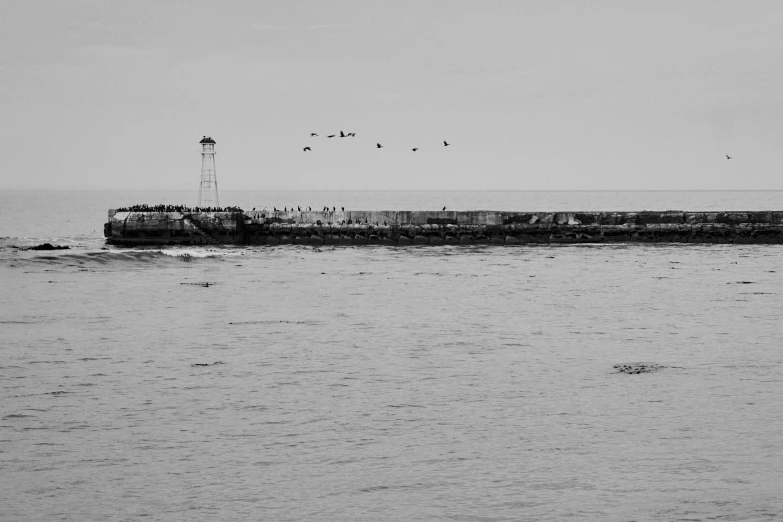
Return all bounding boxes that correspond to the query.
[443,206,446,211]
[303,146,311,151]
[341,207,344,212]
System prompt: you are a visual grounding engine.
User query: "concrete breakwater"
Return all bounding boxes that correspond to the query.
[104,209,783,246]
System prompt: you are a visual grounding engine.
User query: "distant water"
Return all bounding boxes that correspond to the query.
[1,191,782,521]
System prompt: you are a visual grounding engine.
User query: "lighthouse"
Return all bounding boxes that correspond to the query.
[197,136,219,208]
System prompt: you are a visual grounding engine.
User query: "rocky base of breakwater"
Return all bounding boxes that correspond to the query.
[104,210,783,246]
[21,243,71,251]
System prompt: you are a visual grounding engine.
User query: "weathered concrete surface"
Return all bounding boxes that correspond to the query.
[105,210,783,246]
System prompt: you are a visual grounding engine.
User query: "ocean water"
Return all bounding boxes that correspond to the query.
[1,191,782,521]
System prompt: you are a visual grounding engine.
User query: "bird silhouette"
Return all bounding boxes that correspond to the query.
[341,207,344,212]
[284,207,287,212]
[327,134,336,138]
[298,206,301,211]
[332,207,336,212]
[726,155,732,159]
[377,143,383,148]
[310,133,318,137]
[303,147,311,151]
[444,141,450,146]
[347,132,356,137]
[340,131,346,137]
[412,148,418,152]
[442,206,446,211]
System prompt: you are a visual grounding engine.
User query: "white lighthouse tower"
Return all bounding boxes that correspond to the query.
[197,136,219,208]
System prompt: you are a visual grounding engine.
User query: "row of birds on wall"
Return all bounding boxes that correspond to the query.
[262,206,448,213]
[303,130,450,152]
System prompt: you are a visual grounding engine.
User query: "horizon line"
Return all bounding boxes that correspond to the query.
[3,189,783,193]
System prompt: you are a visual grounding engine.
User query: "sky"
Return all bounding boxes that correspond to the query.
[1,0,783,191]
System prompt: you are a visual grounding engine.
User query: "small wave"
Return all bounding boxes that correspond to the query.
[229,320,321,325]
[4,248,235,268]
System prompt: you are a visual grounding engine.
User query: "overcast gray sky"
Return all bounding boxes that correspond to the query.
[1,0,782,190]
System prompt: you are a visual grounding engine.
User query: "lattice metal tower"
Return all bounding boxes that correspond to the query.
[197,136,219,208]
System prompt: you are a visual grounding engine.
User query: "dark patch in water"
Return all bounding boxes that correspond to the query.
[614,362,666,374]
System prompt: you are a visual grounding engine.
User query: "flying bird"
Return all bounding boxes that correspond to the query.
[377,143,383,148]
[412,148,418,152]
[327,134,336,138]
[444,141,450,146]
[726,155,732,159]
[347,132,356,137]
[310,133,318,137]
[340,131,346,137]
[303,147,311,151]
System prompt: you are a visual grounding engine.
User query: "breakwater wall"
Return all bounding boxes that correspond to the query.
[104,210,783,246]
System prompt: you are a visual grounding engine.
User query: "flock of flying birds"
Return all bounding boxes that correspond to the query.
[302,132,732,159]
[303,130,450,152]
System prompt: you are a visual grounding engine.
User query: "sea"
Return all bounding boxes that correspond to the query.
[1,190,782,521]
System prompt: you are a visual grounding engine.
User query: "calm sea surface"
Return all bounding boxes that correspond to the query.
[1,191,782,521]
